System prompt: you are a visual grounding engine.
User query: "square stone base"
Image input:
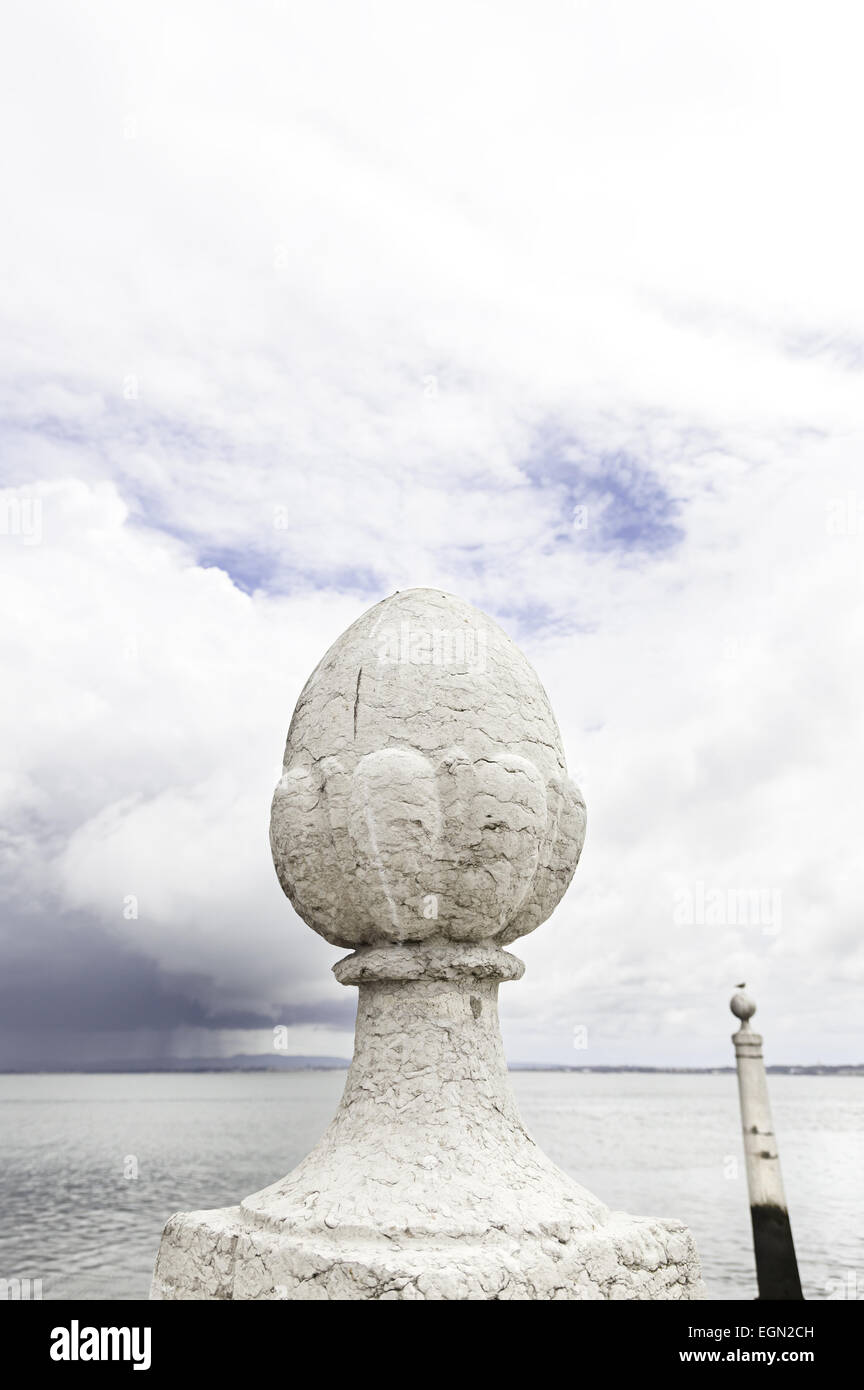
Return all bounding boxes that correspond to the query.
[151,1206,705,1300]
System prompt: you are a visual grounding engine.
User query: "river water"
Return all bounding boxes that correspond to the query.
[1,1071,860,1300]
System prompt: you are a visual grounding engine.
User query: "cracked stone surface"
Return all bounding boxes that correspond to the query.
[269,586,587,947]
[152,588,704,1300]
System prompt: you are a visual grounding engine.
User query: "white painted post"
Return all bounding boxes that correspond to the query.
[151,589,705,1299]
[730,986,803,1299]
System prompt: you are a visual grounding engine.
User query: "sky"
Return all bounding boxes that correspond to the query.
[0,0,862,1068]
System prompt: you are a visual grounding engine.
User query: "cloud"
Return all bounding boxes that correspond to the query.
[0,1,862,1064]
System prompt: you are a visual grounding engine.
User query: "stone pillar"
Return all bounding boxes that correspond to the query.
[151,588,704,1300]
[730,987,803,1300]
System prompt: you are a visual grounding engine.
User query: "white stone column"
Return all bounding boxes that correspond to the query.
[731,987,803,1300]
[151,588,704,1300]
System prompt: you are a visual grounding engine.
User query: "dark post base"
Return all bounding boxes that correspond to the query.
[751,1204,804,1300]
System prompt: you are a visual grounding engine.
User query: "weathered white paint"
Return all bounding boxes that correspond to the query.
[151,589,704,1300]
[730,988,802,1298]
[730,991,787,1209]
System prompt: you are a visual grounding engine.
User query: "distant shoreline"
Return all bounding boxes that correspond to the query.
[2,1061,861,1076]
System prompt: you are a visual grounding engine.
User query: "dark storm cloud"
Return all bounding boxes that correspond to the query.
[0,911,354,1065]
